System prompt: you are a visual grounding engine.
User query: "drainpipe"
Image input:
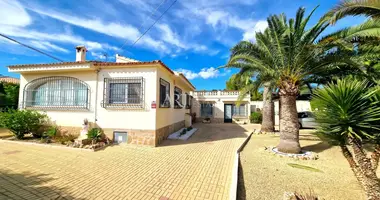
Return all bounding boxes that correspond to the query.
[94,68,100,124]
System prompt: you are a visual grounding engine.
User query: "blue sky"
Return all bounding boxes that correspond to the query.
[0,0,365,90]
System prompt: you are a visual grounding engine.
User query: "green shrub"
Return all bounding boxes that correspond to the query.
[180,129,187,136]
[250,112,262,123]
[0,109,47,139]
[44,126,58,138]
[87,128,102,142]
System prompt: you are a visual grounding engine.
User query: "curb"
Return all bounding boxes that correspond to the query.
[0,139,110,152]
[229,129,255,200]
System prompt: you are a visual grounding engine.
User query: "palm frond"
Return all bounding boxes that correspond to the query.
[322,0,380,25]
[312,77,380,142]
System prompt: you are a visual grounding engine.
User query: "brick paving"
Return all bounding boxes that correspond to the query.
[0,123,256,200]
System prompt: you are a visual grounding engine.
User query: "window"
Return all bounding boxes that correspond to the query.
[200,103,213,117]
[233,104,246,116]
[185,93,192,109]
[23,76,89,110]
[174,86,182,109]
[103,77,144,108]
[250,105,257,113]
[160,78,170,108]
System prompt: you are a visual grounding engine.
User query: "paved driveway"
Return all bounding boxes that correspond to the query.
[0,123,256,200]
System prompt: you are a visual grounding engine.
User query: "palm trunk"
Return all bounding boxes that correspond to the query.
[371,144,380,171]
[277,94,301,154]
[351,140,380,200]
[261,83,275,132]
[340,143,364,184]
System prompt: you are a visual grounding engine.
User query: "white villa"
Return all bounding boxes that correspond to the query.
[191,91,251,124]
[8,45,311,146]
[8,46,195,146]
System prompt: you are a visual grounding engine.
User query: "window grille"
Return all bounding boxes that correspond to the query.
[102,77,144,109]
[174,86,183,109]
[159,78,170,108]
[23,76,89,110]
[200,103,213,117]
[233,104,247,116]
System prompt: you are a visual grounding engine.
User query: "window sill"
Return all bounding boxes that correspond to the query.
[159,103,171,108]
[102,103,144,109]
[25,106,89,111]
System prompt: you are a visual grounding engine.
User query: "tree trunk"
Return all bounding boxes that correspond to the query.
[371,144,380,171]
[261,83,275,132]
[277,94,301,154]
[340,144,364,184]
[351,140,380,200]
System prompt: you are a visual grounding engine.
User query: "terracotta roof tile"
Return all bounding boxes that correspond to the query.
[7,61,97,68]
[0,77,19,84]
[7,60,195,89]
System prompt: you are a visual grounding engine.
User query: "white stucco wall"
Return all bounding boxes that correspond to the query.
[19,72,97,127]
[18,64,194,131]
[156,66,193,129]
[96,67,157,130]
[192,92,251,120]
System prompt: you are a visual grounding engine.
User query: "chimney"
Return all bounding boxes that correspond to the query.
[75,45,87,62]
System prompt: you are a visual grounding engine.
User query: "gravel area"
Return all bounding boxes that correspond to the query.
[238,129,379,200]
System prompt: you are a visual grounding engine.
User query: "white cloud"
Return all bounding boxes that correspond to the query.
[0,0,31,27]
[156,24,186,49]
[91,52,106,60]
[176,69,199,80]
[2,26,118,52]
[0,1,120,55]
[176,1,264,45]
[242,20,268,42]
[30,41,69,53]
[198,67,220,79]
[206,11,229,28]
[176,67,229,80]
[27,7,169,52]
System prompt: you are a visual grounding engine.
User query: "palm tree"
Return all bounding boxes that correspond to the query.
[312,78,380,199]
[226,7,333,153]
[226,38,276,133]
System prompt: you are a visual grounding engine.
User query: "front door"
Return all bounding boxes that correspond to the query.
[224,104,233,123]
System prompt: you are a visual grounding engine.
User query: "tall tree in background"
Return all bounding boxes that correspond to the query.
[224,37,276,132]
[225,74,263,101]
[225,74,252,90]
[0,82,19,109]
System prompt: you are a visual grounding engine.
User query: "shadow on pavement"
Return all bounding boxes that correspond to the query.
[237,159,246,200]
[0,170,84,200]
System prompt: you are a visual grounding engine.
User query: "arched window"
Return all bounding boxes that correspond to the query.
[23,76,89,110]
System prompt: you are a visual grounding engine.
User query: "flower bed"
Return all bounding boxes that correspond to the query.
[168,127,198,140]
[1,134,111,152]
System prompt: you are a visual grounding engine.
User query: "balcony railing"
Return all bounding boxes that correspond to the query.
[191,90,249,98]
